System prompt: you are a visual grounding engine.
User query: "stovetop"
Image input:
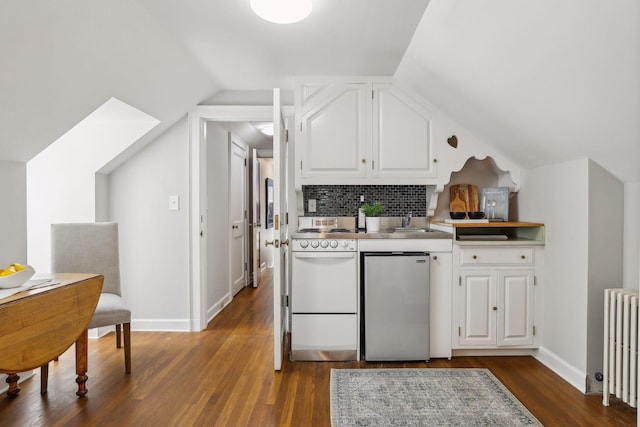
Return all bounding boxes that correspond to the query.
[298,227,355,234]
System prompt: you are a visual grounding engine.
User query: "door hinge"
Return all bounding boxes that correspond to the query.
[244,158,247,166]
[286,212,289,224]
[458,326,461,337]
[371,89,374,99]
[458,276,462,286]
[275,214,279,230]
[534,275,537,286]
[533,326,536,336]
[244,210,247,219]
[244,261,248,272]
[285,129,289,142]
[300,122,302,132]
[285,295,289,307]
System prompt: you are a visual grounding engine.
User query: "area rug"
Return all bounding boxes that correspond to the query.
[330,368,541,426]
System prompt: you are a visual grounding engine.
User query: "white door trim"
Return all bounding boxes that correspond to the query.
[188,105,292,331]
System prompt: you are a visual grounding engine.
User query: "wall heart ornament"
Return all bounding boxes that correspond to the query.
[447,135,458,148]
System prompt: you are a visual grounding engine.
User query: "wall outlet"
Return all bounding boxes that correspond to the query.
[308,199,317,212]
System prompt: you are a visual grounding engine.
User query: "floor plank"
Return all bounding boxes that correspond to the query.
[0,269,636,426]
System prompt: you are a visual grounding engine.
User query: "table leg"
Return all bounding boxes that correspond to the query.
[75,329,89,397]
[6,373,20,396]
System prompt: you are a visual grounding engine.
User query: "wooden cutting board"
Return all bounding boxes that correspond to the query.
[450,184,479,212]
[449,185,466,212]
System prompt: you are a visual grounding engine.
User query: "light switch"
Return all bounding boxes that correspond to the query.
[308,199,317,213]
[169,195,180,211]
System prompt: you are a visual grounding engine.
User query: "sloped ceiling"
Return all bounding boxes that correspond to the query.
[0,0,218,163]
[136,0,429,89]
[396,0,640,183]
[1,0,638,183]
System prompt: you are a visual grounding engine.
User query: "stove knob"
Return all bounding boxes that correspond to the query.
[330,240,338,248]
[320,240,329,248]
[342,241,351,249]
[310,240,319,248]
[299,240,309,248]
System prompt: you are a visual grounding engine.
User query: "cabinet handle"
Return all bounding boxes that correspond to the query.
[432,255,438,260]
[433,158,438,163]
[361,158,366,164]
[492,306,497,311]
[472,255,477,260]
[521,255,526,259]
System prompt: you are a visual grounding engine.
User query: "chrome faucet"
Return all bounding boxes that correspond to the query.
[401,211,412,228]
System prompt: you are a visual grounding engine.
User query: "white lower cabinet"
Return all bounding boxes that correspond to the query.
[454,246,536,349]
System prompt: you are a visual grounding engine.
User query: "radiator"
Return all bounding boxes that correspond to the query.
[603,288,639,407]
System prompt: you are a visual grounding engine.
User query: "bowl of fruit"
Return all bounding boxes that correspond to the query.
[0,263,35,289]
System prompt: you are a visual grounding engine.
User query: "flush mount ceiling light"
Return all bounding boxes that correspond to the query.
[250,0,312,24]
[258,123,274,136]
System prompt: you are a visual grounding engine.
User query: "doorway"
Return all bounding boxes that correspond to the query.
[189,106,279,331]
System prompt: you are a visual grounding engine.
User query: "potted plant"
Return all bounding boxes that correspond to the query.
[361,202,384,232]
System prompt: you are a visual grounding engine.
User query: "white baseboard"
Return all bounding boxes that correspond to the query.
[206,293,231,325]
[85,292,230,334]
[534,346,586,393]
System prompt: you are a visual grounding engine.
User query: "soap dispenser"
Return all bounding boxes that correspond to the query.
[357,195,366,230]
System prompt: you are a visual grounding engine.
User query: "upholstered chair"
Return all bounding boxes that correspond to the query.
[41,222,131,393]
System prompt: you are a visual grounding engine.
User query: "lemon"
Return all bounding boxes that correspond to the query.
[10,263,25,272]
[0,266,17,277]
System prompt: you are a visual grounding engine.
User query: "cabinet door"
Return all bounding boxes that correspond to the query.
[372,84,434,178]
[497,270,534,346]
[300,84,368,179]
[459,270,497,346]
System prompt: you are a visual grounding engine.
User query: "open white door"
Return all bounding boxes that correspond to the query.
[272,88,289,370]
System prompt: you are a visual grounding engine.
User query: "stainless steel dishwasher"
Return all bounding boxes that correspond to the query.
[363,252,430,361]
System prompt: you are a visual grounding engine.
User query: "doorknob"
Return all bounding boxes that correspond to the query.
[281,239,289,246]
[265,240,280,248]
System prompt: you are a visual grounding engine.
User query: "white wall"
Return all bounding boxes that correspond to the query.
[0,161,27,266]
[519,158,626,392]
[109,117,190,331]
[624,182,640,289]
[259,158,274,269]
[586,160,624,385]
[519,158,590,391]
[26,98,158,272]
[205,122,231,317]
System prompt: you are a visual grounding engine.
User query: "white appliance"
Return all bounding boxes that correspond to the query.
[291,237,358,361]
[363,252,430,361]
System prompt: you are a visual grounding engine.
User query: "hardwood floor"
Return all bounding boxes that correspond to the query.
[1,270,636,426]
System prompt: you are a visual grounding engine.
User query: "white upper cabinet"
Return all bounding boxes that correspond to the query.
[295,79,436,186]
[372,83,434,179]
[299,83,368,180]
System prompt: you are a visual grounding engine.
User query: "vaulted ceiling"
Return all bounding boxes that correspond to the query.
[1,0,638,182]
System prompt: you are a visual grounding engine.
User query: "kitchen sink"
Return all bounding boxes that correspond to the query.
[394,227,430,233]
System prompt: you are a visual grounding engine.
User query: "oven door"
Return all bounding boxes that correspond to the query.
[291,252,357,313]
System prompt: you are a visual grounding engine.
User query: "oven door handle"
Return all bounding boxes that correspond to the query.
[293,253,356,259]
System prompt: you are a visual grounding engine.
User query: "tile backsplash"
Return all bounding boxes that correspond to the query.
[302,185,435,217]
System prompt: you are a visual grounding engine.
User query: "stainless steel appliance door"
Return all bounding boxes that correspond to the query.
[364,252,430,361]
[291,252,357,313]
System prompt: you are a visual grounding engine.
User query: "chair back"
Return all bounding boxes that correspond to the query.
[51,222,121,296]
